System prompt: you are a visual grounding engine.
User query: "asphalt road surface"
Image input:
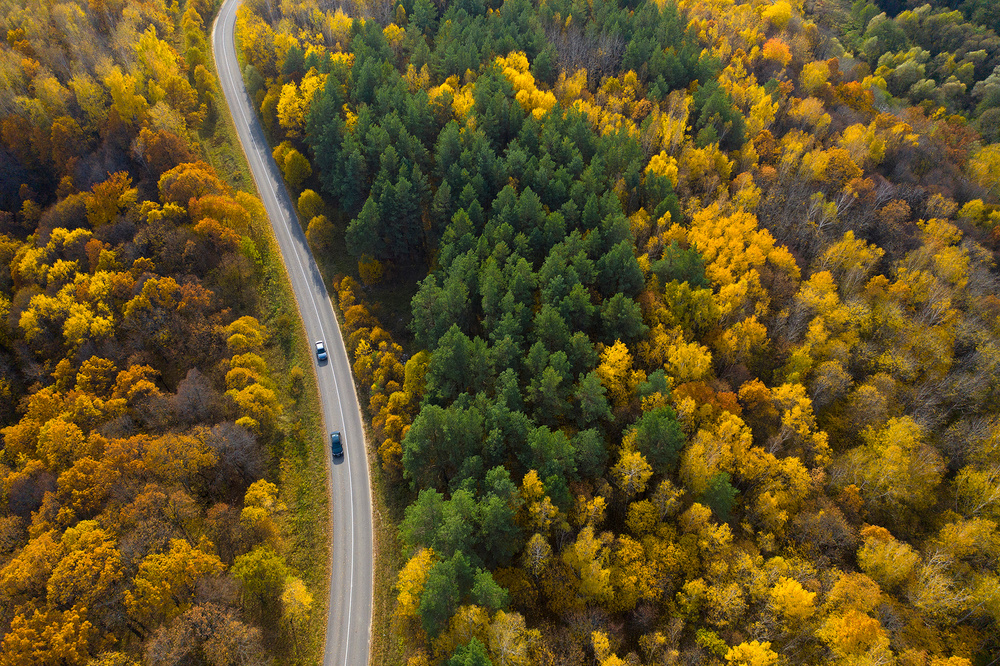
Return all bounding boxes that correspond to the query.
[212,4,373,664]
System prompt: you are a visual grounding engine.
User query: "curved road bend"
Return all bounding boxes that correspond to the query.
[212,4,374,665]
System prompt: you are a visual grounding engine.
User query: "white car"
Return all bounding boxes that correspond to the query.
[316,340,328,362]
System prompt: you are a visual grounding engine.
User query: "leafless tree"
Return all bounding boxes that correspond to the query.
[6,469,55,518]
[173,368,221,426]
[545,24,624,84]
[146,603,271,666]
[246,0,280,24]
[203,421,265,500]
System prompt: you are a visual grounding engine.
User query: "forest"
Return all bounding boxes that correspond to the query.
[0,0,328,663]
[2,0,1000,662]
[235,0,1000,663]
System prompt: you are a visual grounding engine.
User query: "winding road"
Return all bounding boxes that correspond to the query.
[212,3,374,665]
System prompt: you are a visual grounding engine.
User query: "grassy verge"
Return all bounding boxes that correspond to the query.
[204,16,330,665]
[200,119,254,195]
[364,425,409,666]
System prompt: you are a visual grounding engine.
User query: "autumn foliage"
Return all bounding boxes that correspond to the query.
[0,0,317,663]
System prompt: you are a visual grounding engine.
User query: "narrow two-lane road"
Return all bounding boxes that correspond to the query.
[212,3,373,664]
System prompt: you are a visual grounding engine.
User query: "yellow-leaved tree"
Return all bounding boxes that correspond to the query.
[856,525,920,592]
[836,417,943,519]
[769,577,816,627]
[562,525,613,606]
[596,340,644,413]
[725,640,779,666]
[496,52,556,119]
[125,539,224,626]
[968,144,1000,199]
[396,548,436,619]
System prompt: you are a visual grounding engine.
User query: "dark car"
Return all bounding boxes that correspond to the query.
[316,340,327,362]
[331,431,343,457]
